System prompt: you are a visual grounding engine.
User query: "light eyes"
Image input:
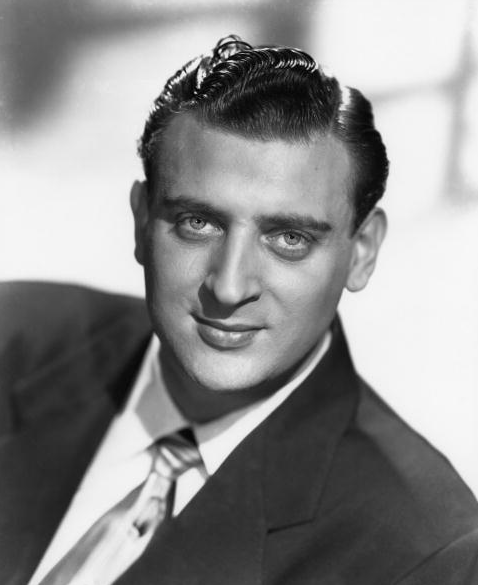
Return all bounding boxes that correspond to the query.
[176,216,221,238]
[175,215,314,260]
[266,232,312,259]
[188,217,206,230]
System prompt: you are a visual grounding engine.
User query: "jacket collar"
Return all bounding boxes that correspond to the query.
[262,316,359,530]
[11,312,151,428]
[0,310,151,585]
[117,316,359,585]
[1,307,358,585]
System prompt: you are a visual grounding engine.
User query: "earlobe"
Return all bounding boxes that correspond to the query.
[130,180,149,265]
[346,208,387,293]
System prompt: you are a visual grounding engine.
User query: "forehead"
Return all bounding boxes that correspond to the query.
[154,114,353,223]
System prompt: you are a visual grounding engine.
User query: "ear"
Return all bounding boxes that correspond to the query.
[346,207,387,293]
[130,180,149,265]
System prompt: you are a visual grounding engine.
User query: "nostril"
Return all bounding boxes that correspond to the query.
[198,284,253,318]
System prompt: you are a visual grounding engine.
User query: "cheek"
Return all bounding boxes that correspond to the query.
[274,256,350,325]
[283,284,334,326]
[145,232,207,297]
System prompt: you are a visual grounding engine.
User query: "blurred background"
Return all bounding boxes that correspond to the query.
[1,0,477,494]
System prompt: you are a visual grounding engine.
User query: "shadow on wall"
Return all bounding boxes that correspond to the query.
[1,0,316,132]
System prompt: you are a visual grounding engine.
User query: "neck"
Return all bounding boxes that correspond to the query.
[158,344,317,424]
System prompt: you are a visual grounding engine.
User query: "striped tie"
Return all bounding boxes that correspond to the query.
[40,431,202,585]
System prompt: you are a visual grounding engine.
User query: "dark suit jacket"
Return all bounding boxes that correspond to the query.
[1,282,478,585]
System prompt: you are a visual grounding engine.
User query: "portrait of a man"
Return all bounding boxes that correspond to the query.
[1,10,478,585]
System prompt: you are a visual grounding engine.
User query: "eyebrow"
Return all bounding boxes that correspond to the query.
[160,195,333,233]
[257,213,332,234]
[161,195,230,225]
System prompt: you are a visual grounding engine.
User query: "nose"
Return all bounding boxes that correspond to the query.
[204,230,262,306]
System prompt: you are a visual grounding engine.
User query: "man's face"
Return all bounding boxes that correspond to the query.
[133,114,384,417]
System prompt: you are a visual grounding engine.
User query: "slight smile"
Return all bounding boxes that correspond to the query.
[193,316,263,350]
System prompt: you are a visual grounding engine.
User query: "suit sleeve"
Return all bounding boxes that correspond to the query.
[395,529,478,585]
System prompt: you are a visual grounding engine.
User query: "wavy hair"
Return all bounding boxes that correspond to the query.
[138,35,389,231]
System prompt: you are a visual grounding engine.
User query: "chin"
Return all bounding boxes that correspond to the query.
[187,359,270,394]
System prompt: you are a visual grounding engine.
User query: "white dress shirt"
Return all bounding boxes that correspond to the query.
[29,331,331,585]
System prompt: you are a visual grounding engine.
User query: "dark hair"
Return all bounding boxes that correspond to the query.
[138,35,389,232]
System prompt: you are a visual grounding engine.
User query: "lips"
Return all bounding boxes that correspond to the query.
[193,316,262,350]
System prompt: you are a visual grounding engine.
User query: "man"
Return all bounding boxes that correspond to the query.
[1,35,477,585]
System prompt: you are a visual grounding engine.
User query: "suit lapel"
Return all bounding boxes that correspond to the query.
[263,318,359,530]
[0,314,151,585]
[118,317,359,584]
[117,427,266,585]
[0,308,357,585]
[0,396,115,585]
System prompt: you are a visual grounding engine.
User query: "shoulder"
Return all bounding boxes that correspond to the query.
[352,379,477,523]
[0,281,150,393]
[0,280,145,330]
[321,377,478,581]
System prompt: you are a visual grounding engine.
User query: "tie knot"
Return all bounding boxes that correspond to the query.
[152,431,202,480]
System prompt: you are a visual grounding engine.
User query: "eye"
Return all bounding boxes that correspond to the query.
[176,215,222,240]
[283,232,303,246]
[188,217,207,231]
[266,231,313,259]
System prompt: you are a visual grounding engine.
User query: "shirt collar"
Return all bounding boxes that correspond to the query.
[194,331,331,474]
[95,336,187,465]
[106,331,331,474]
